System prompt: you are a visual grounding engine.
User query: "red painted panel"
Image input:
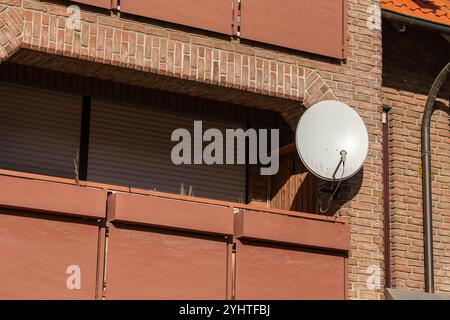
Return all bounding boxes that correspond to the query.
[240,0,347,59]
[106,224,229,299]
[107,192,234,236]
[120,0,232,35]
[235,210,350,251]
[235,240,346,299]
[0,211,100,299]
[0,175,107,219]
[71,0,112,9]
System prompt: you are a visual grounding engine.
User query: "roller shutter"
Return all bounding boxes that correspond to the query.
[0,82,81,178]
[88,99,246,203]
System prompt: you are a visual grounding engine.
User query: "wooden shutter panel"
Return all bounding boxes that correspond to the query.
[70,0,112,9]
[120,0,233,35]
[0,82,81,179]
[240,0,347,59]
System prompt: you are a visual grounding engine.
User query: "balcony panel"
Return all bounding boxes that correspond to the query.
[0,211,101,299]
[105,223,230,299]
[0,175,107,219]
[107,192,234,236]
[234,210,349,299]
[235,239,347,299]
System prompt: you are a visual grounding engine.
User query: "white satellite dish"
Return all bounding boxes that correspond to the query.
[295,100,369,181]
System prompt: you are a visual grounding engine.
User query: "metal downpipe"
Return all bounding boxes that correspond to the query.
[421,62,450,293]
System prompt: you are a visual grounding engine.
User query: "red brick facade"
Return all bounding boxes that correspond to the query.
[0,0,22,59]
[0,0,419,300]
[382,22,450,294]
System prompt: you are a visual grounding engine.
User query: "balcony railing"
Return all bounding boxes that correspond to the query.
[0,168,349,299]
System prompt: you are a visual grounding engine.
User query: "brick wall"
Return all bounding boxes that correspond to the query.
[0,0,385,299]
[382,22,450,294]
[0,0,22,58]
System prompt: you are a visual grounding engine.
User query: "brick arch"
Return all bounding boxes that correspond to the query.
[12,0,309,119]
[0,1,341,133]
[281,70,338,130]
[21,1,306,95]
[0,5,23,63]
[304,70,338,108]
[1,0,345,132]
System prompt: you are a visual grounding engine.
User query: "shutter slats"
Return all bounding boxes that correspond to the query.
[88,99,247,203]
[0,82,81,179]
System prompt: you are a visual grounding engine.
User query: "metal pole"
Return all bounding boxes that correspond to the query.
[382,107,391,289]
[421,62,450,293]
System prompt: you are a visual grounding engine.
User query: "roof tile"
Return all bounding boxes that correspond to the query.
[381,0,450,26]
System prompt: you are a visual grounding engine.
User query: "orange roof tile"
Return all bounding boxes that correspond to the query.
[381,0,450,26]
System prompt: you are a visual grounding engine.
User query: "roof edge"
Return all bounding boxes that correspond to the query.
[382,8,450,34]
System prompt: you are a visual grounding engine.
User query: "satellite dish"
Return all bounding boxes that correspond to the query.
[295,100,369,181]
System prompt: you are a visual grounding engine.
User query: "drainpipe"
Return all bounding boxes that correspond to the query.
[382,106,391,289]
[421,62,450,293]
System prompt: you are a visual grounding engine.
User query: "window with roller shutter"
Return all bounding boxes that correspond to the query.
[0,81,247,203]
[87,98,247,203]
[0,82,82,179]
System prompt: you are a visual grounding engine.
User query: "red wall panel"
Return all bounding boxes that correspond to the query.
[235,210,350,252]
[107,192,234,236]
[0,211,101,299]
[0,175,107,219]
[235,240,346,299]
[240,0,347,59]
[105,224,230,299]
[234,211,349,299]
[120,0,233,35]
